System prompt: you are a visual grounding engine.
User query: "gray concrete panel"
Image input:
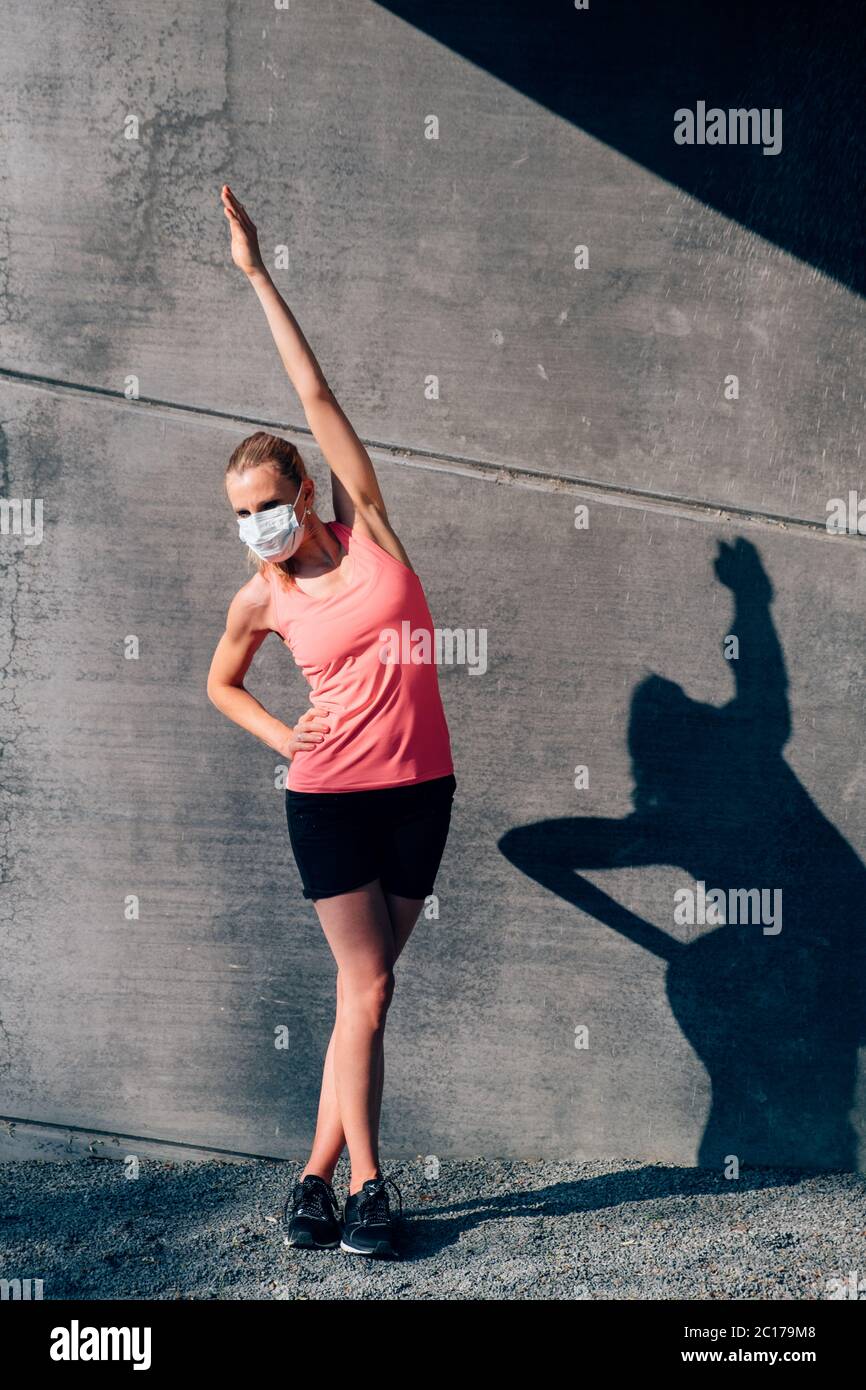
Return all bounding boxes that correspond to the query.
[0,0,862,524]
[2,379,864,1168]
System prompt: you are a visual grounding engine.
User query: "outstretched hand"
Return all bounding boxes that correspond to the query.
[221,184,264,277]
[714,537,773,603]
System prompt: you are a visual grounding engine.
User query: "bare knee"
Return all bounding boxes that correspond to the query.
[342,969,395,1030]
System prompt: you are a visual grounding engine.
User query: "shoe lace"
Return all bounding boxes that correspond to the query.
[358,1175,403,1226]
[288,1176,339,1223]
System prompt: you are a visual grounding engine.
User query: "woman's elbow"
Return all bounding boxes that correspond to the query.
[207,674,230,708]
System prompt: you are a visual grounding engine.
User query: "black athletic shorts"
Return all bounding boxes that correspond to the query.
[285,772,457,901]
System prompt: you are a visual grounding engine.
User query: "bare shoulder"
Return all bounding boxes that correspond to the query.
[225,570,275,633]
[348,506,416,574]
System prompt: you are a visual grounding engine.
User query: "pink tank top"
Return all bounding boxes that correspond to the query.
[267,521,455,792]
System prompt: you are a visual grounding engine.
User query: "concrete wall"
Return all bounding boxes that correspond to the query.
[1,0,864,1170]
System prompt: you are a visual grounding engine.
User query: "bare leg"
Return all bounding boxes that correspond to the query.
[305,879,393,1194]
[300,989,345,1185]
[301,889,426,1188]
[370,892,426,1139]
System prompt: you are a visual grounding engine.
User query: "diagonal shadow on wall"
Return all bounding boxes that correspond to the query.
[499,538,866,1171]
[374,0,864,297]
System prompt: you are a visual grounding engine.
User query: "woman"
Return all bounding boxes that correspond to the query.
[207,186,456,1261]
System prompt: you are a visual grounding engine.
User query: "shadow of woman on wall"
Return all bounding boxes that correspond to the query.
[499,537,866,1171]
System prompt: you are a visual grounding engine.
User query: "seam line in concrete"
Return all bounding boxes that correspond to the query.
[0,1114,290,1162]
[1,366,860,544]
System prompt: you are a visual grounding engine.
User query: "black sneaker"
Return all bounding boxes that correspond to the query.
[283,1174,342,1250]
[340,1175,403,1259]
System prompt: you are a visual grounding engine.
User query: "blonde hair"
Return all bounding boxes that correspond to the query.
[226,430,307,589]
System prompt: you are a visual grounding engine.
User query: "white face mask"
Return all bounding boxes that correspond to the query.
[237,483,308,562]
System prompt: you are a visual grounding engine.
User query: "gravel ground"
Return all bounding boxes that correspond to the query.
[2,1158,865,1300]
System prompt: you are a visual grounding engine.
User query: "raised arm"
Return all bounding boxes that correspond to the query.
[714,537,791,750]
[221,185,414,570]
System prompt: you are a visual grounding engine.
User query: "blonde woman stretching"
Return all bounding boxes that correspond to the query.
[207,186,456,1260]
